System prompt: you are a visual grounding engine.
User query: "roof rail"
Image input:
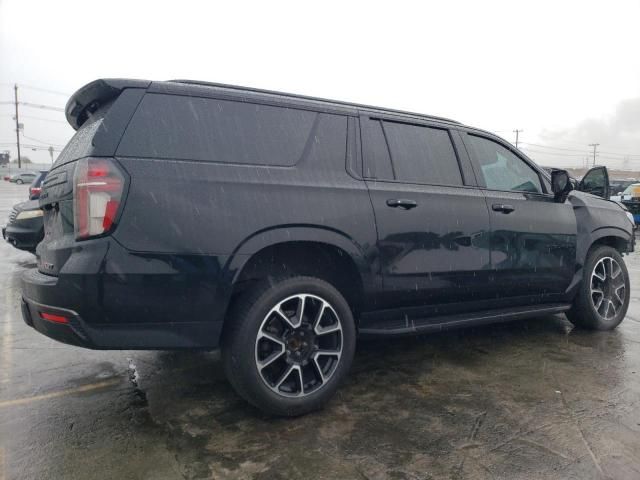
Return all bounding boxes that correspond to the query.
[168,79,461,125]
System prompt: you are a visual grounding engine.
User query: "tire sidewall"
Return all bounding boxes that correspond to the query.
[582,246,630,329]
[226,277,356,416]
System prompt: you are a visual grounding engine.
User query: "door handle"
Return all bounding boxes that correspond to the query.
[492,203,515,214]
[386,199,418,210]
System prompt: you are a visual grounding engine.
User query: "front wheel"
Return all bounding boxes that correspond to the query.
[222,276,356,416]
[15,179,23,184]
[566,246,630,330]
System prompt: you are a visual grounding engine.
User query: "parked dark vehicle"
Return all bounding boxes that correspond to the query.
[3,200,44,253]
[21,79,634,416]
[610,179,636,196]
[614,183,640,224]
[9,172,37,184]
[28,170,49,200]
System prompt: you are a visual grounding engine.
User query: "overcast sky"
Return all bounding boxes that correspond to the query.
[1,0,639,169]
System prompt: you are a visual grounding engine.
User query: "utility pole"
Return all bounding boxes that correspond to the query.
[14,84,21,169]
[48,146,54,164]
[588,143,600,167]
[513,129,523,148]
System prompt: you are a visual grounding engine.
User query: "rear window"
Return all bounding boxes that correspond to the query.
[30,171,48,188]
[52,103,111,169]
[117,94,318,166]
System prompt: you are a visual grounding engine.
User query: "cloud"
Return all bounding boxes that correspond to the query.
[538,97,640,169]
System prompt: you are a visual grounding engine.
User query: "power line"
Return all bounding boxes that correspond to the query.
[1,113,67,124]
[21,133,65,148]
[0,82,70,97]
[0,142,63,152]
[521,141,640,158]
[520,147,586,157]
[1,84,67,166]
[17,84,71,97]
[520,142,588,153]
[0,100,65,111]
[598,149,640,158]
[17,101,65,112]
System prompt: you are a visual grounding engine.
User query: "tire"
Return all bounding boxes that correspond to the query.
[222,276,356,416]
[16,179,23,184]
[566,246,630,330]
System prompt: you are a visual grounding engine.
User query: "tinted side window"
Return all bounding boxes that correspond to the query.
[383,122,462,185]
[466,135,542,193]
[361,118,394,180]
[118,94,317,165]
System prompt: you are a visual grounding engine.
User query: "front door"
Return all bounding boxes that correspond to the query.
[361,116,492,315]
[461,132,577,303]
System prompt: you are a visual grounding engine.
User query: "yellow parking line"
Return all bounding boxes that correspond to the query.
[0,379,120,409]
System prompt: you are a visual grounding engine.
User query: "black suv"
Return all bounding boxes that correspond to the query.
[22,79,634,416]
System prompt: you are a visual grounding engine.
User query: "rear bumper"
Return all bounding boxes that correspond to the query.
[22,291,223,350]
[21,241,233,350]
[21,296,89,348]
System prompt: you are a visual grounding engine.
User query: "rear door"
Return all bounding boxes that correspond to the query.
[361,115,492,315]
[461,132,577,303]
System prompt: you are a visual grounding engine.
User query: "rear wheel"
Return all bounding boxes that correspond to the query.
[566,246,629,330]
[222,276,356,416]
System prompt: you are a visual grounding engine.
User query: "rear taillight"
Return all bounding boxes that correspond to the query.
[73,158,125,240]
[40,312,69,324]
[30,187,41,196]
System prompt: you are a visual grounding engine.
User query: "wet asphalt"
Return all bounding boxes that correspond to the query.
[0,180,639,480]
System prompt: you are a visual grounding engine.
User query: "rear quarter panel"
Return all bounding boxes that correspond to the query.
[113,112,378,303]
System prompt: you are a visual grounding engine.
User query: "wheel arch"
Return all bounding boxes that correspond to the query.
[565,226,632,302]
[223,226,374,321]
[584,227,633,261]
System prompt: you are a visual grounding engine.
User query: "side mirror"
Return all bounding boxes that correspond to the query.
[551,169,572,202]
[579,166,610,200]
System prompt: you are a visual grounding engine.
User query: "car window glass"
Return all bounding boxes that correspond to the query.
[467,135,542,193]
[118,94,317,166]
[361,118,394,180]
[382,122,462,186]
[580,168,607,197]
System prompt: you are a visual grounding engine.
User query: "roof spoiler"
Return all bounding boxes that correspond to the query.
[65,79,150,130]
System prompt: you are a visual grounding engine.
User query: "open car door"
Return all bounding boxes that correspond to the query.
[579,166,610,199]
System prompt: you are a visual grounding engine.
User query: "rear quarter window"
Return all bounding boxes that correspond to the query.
[117,93,318,166]
[361,118,394,180]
